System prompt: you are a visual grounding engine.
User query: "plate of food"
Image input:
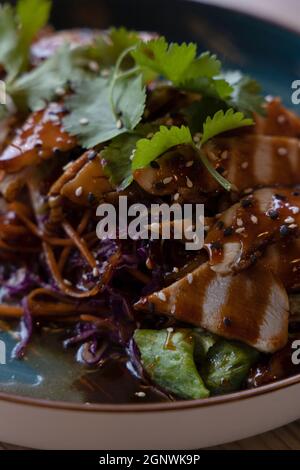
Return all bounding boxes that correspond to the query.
[1,0,300,450]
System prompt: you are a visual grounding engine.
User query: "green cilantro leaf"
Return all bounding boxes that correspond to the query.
[0,4,22,79]
[201,108,254,145]
[223,71,265,115]
[132,38,223,87]
[8,44,90,111]
[17,0,51,56]
[63,74,146,148]
[102,123,159,189]
[132,125,193,170]
[102,133,138,190]
[0,0,51,79]
[132,38,197,84]
[96,27,142,68]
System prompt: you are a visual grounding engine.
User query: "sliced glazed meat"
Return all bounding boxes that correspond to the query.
[260,240,300,292]
[135,261,289,353]
[133,134,300,198]
[204,134,300,192]
[254,98,300,138]
[0,102,77,173]
[205,187,300,273]
[59,152,112,205]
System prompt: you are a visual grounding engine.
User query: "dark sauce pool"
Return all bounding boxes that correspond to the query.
[0,322,170,404]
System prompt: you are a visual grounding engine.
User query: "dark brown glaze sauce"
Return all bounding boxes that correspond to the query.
[205,188,300,271]
[247,336,300,388]
[261,240,300,292]
[136,262,288,352]
[0,102,77,173]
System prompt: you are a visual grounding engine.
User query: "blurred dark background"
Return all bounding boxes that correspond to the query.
[2,0,300,106]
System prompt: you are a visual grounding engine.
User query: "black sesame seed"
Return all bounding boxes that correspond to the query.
[211,241,223,250]
[87,192,96,204]
[223,317,232,327]
[87,150,97,161]
[150,161,160,169]
[293,191,300,196]
[53,148,60,155]
[268,209,279,220]
[274,193,287,201]
[280,225,290,237]
[155,182,165,190]
[241,198,253,208]
[250,253,258,264]
[223,227,234,237]
[216,220,225,230]
[217,166,225,174]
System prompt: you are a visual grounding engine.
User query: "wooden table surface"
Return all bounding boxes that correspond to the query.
[0,420,300,450]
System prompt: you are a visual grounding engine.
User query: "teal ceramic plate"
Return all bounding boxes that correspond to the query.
[1,0,300,405]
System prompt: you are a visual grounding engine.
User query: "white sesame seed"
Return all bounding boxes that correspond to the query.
[186,176,193,188]
[173,267,179,273]
[75,186,83,197]
[55,87,65,96]
[290,206,300,215]
[171,305,176,314]
[204,225,210,231]
[116,119,123,129]
[92,267,99,277]
[88,60,100,72]
[236,218,243,227]
[236,227,245,234]
[79,117,89,125]
[241,162,249,169]
[187,273,193,284]
[185,160,194,168]
[277,114,286,124]
[221,150,228,160]
[277,147,288,156]
[173,193,180,201]
[135,391,146,398]
[265,95,273,102]
[149,222,160,231]
[208,151,218,161]
[250,215,258,224]
[101,68,110,77]
[285,216,295,224]
[193,133,201,143]
[157,292,166,302]
[244,188,253,195]
[289,224,298,229]
[63,279,72,286]
[163,176,173,185]
[146,132,154,139]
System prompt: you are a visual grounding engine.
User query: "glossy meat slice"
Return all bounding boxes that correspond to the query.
[0,102,77,173]
[135,262,289,353]
[205,187,300,273]
[204,134,300,191]
[254,98,300,138]
[57,151,112,205]
[133,134,300,198]
[260,240,300,292]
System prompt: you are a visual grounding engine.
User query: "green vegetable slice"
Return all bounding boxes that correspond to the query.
[202,340,259,395]
[134,329,209,399]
